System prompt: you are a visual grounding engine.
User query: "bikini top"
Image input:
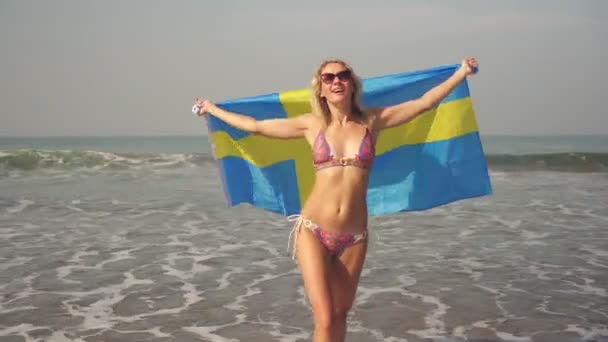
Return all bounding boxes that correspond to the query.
[312,127,375,170]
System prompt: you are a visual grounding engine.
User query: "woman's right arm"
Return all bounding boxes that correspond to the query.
[195,98,310,139]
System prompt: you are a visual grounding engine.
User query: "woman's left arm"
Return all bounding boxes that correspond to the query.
[372,57,478,130]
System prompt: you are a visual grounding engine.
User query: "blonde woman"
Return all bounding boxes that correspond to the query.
[194,57,478,342]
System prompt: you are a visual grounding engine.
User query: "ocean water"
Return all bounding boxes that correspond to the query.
[1,135,607,342]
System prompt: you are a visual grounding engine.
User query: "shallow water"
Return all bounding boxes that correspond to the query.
[1,165,607,341]
[1,136,607,341]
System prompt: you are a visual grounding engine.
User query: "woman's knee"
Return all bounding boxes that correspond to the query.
[333,305,350,322]
[312,305,333,329]
[312,304,351,329]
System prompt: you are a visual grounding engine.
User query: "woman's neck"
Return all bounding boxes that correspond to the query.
[327,101,355,126]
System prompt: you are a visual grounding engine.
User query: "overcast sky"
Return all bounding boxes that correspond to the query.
[1,0,606,136]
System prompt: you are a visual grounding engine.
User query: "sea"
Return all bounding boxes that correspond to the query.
[1,135,607,342]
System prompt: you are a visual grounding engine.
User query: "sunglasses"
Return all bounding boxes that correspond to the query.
[320,70,352,84]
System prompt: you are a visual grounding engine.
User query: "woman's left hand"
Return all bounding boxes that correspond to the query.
[460,57,479,76]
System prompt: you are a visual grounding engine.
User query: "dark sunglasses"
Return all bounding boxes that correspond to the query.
[320,70,352,84]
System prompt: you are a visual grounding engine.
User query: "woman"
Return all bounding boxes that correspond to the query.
[194,57,478,342]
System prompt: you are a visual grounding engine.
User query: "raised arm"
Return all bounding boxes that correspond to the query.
[194,98,311,139]
[372,57,478,130]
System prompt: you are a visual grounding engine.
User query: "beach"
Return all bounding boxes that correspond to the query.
[1,135,607,342]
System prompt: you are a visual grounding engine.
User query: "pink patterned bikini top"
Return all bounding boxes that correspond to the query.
[312,128,375,170]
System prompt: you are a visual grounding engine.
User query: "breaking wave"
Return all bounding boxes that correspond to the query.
[0,149,215,172]
[1,150,607,172]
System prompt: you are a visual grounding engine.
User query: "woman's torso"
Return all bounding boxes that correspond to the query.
[300,114,376,232]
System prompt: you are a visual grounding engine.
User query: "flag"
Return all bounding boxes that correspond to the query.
[204,63,492,216]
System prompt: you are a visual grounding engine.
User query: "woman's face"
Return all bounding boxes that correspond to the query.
[319,62,354,106]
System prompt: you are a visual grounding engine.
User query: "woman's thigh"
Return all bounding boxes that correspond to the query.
[296,227,332,313]
[329,238,368,310]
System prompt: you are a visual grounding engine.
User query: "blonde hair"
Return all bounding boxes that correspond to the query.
[310,59,367,125]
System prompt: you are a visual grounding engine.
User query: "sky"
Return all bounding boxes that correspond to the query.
[0,0,606,136]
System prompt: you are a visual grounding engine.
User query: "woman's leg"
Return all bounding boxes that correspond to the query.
[295,227,334,342]
[329,238,368,342]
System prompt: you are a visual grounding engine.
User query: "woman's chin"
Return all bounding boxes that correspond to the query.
[326,94,349,106]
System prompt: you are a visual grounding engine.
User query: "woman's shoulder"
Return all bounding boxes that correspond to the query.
[362,108,383,136]
[293,113,324,142]
[297,112,324,129]
[363,107,382,120]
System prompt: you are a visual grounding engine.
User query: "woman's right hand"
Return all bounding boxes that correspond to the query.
[193,98,214,116]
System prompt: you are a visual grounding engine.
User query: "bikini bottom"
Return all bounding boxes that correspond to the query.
[286,214,367,260]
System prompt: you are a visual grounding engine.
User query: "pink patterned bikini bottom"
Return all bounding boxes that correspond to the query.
[287,215,367,260]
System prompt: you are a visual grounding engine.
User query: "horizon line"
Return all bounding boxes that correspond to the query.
[1,133,607,139]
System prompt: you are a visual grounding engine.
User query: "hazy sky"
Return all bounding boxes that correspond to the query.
[1,0,606,136]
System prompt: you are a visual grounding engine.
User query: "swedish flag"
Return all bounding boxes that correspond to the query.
[205,64,492,216]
